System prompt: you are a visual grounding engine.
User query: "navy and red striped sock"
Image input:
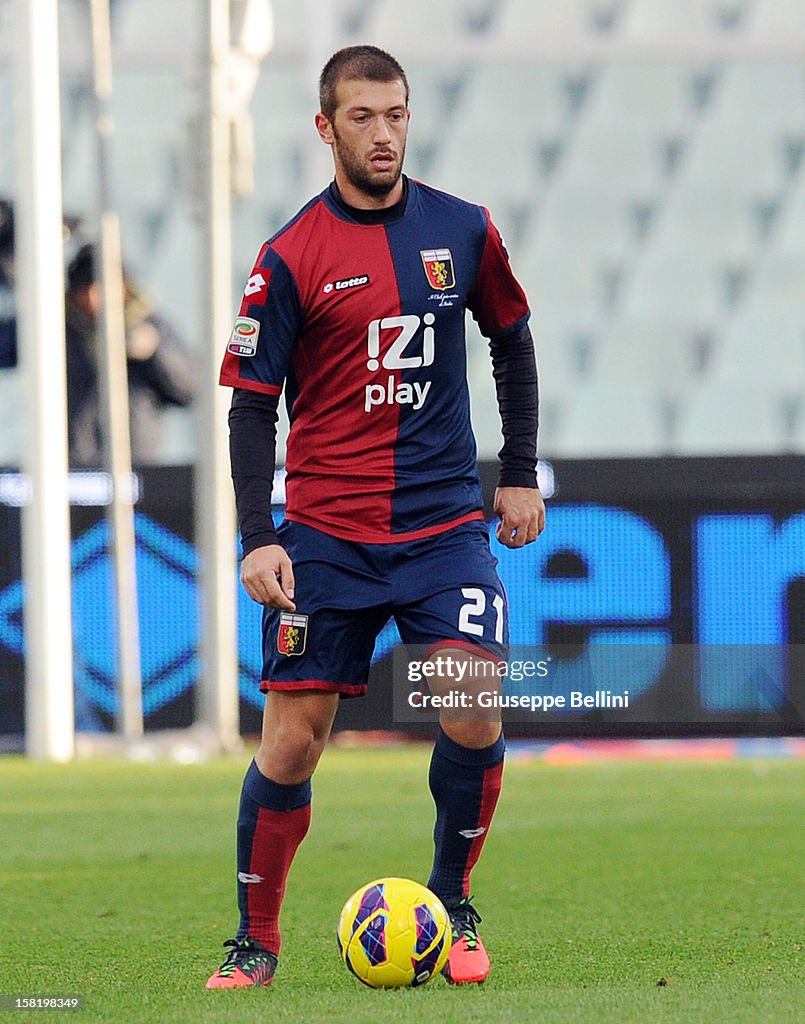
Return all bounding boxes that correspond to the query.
[426,729,505,905]
[235,759,312,955]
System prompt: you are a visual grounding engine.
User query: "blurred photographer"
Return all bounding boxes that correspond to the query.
[0,212,196,466]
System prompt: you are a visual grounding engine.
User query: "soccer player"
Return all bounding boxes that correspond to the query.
[207,45,544,990]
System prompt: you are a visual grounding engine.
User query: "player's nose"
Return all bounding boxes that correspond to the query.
[372,116,392,144]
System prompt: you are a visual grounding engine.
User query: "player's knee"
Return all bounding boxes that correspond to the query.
[440,719,502,750]
[257,721,325,783]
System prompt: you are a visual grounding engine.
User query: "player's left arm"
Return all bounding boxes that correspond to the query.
[466,207,544,548]
[489,320,544,548]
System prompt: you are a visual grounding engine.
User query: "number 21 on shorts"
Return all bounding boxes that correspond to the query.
[458,586,506,645]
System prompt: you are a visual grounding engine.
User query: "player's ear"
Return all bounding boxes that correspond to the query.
[315,111,334,145]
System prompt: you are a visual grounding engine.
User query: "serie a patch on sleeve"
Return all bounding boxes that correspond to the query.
[228,316,260,357]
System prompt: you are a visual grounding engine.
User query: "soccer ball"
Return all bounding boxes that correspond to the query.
[336,877,452,988]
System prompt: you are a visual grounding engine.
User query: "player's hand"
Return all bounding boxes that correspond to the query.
[493,486,545,548]
[240,544,296,610]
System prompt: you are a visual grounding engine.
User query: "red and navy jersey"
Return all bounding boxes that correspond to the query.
[220,178,529,544]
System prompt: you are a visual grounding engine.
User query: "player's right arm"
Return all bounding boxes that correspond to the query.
[222,242,302,608]
[228,387,295,610]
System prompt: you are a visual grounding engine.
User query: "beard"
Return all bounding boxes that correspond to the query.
[332,129,406,199]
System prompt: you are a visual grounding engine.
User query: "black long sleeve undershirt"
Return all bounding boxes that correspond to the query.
[228,321,539,557]
[228,388,281,555]
[490,320,539,489]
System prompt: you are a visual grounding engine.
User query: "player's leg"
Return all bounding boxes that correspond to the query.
[429,660,504,984]
[238,692,339,949]
[394,522,509,984]
[207,521,389,990]
[207,690,338,989]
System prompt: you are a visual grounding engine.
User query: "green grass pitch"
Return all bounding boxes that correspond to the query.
[0,746,802,1023]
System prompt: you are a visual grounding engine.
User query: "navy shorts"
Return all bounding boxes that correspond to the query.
[261,519,508,698]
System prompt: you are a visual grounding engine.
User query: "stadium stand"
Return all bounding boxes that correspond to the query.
[749,0,805,41]
[674,379,791,454]
[620,0,743,45]
[493,0,616,44]
[554,377,671,456]
[0,371,21,466]
[0,0,803,463]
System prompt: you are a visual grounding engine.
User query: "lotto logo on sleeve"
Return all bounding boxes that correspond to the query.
[227,317,260,357]
[277,612,309,656]
[244,272,268,301]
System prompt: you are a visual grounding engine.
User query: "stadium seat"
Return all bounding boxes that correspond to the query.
[552,379,670,457]
[112,0,196,62]
[401,63,469,173]
[532,319,593,401]
[766,175,805,251]
[466,315,570,459]
[111,71,185,212]
[60,96,99,214]
[648,186,758,265]
[674,379,788,454]
[619,237,728,325]
[364,0,478,48]
[158,405,198,465]
[0,75,13,193]
[23,0,805,461]
[493,0,610,44]
[519,177,650,350]
[519,247,609,350]
[558,115,662,199]
[143,203,202,347]
[429,63,569,211]
[594,318,705,399]
[466,331,503,461]
[621,0,734,44]
[748,0,805,40]
[250,65,320,212]
[0,370,22,467]
[0,4,12,64]
[747,249,805,316]
[712,61,805,136]
[675,67,798,200]
[579,62,693,137]
[790,398,805,454]
[263,0,314,52]
[709,312,805,399]
[57,0,93,70]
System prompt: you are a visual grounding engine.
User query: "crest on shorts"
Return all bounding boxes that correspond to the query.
[277,612,308,656]
[420,248,455,291]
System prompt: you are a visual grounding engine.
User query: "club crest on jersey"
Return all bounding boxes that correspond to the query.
[277,612,308,656]
[228,316,260,357]
[420,248,455,291]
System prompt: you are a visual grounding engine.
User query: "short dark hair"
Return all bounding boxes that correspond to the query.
[319,45,409,121]
[67,242,137,298]
[67,243,96,292]
[0,198,14,257]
